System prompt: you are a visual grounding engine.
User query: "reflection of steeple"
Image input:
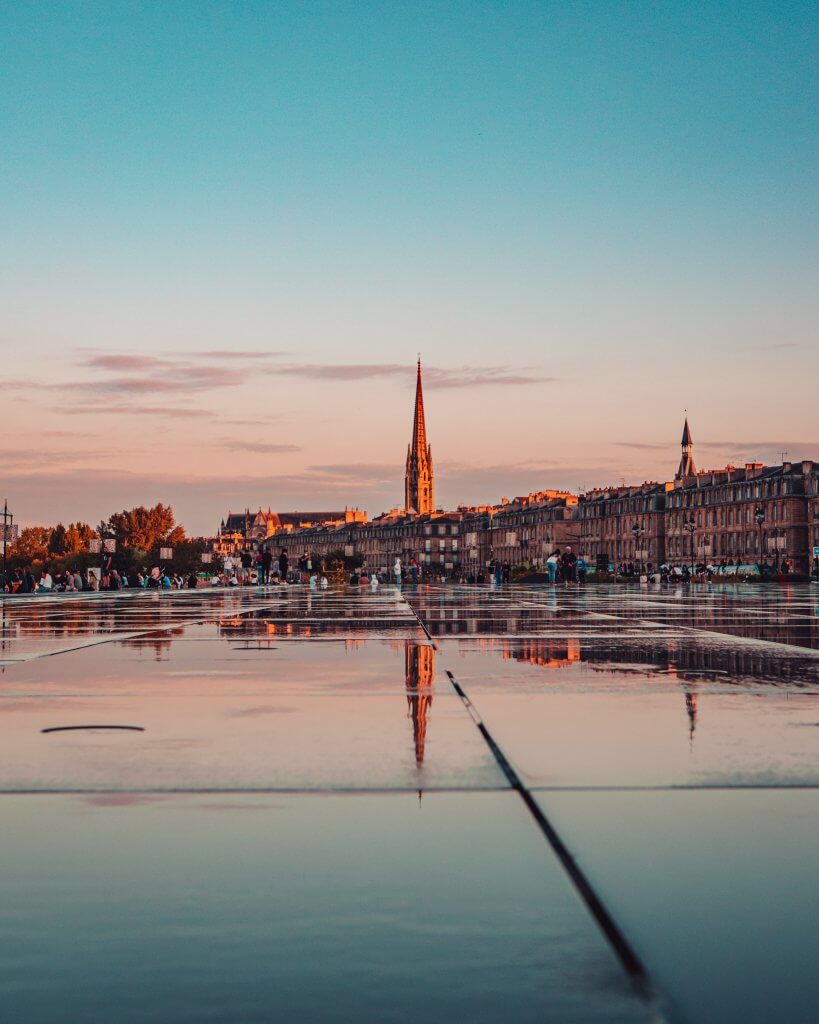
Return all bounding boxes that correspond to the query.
[405,642,435,766]
[685,691,698,746]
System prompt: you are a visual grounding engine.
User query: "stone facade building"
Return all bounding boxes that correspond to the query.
[216,370,819,575]
[578,482,669,570]
[665,460,815,572]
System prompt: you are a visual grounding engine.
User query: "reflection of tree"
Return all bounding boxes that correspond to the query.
[405,642,434,766]
[122,627,183,661]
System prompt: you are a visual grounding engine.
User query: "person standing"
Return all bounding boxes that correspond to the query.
[261,547,272,585]
[393,557,402,585]
[546,550,560,586]
[278,548,289,583]
[577,553,587,585]
[560,546,578,586]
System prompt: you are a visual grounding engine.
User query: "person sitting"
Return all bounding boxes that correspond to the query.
[36,570,53,593]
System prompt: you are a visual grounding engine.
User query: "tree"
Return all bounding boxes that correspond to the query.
[169,538,208,575]
[10,527,51,565]
[49,523,68,556]
[100,503,186,551]
[64,522,97,555]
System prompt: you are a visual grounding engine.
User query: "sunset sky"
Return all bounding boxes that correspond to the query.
[2,1,817,534]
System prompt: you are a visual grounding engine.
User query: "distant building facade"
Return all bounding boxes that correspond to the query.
[214,370,819,575]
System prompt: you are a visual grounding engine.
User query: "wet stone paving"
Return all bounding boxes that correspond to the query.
[1,583,818,1023]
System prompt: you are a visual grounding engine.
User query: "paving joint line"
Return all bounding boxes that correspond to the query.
[404,593,660,1000]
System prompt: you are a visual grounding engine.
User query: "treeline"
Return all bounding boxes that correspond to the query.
[6,503,208,575]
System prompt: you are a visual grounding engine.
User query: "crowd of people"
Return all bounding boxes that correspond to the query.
[5,543,812,596]
[2,564,203,594]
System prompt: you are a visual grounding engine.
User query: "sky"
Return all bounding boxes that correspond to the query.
[1,1,817,535]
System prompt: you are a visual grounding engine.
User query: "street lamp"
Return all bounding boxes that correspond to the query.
[683,514,696,574]
[1,498,13,593]
[631,521,644,573]
[754,505,765,569]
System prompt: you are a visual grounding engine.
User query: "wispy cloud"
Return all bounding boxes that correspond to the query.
[63,405,215,419]
[614,441,669,451]
[221,441,301,454]
[197,350,288,360]
[268,362,555,388]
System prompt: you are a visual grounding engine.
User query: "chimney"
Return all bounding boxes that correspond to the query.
[802,460,813,475]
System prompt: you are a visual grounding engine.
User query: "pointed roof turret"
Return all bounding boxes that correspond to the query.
[676,414,696,479]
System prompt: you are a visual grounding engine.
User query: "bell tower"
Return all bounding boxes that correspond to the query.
[404,358,434,514]
[677,415,696,479]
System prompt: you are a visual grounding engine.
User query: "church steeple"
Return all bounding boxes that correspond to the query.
[676,415,696,479]
[405,358,434,514]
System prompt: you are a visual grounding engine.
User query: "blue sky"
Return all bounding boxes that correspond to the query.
[1,1,817,532]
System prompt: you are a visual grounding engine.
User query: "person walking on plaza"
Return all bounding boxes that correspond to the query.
[278,548,289,583]
[410,556,420,584]
[261,547,272,585]
[577,553,587,585]
[561,546,578,586]
[546,550,560,586]
[393,557,402,585]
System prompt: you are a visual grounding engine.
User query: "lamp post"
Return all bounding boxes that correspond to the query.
[754,505,765,570]
[683,514,696,574]
[631,521,644,573]
[1,499,13,593]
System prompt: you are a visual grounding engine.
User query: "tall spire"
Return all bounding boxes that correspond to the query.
[411,356,427,453]
[676,413,696,479]
[405,358,434,514]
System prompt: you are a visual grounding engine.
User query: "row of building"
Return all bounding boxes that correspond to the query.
[213,362,819,575]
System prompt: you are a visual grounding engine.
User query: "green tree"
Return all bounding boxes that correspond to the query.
[49,523,68,555]
[101,503,186,551]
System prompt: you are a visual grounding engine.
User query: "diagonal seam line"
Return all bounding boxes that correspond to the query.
[443,665,654,994]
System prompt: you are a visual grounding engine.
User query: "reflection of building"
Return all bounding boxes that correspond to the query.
[405,642,435,766]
